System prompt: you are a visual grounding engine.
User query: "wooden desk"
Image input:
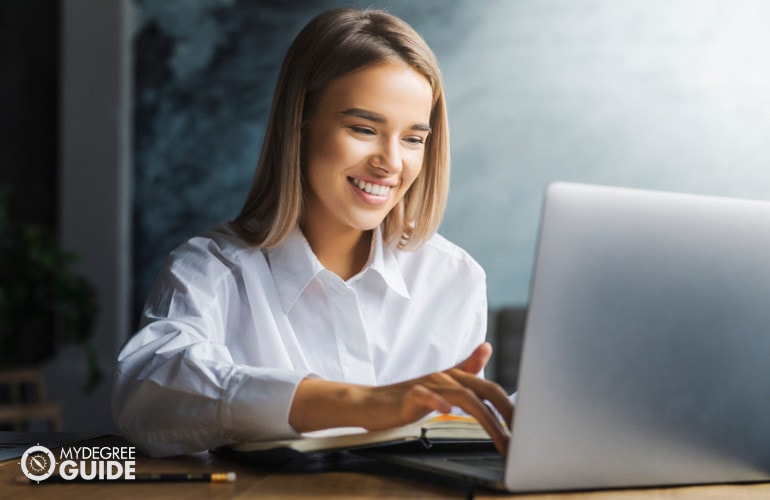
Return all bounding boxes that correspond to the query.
[2,435,770,499]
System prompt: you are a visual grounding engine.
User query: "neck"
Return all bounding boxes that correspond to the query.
[301,222,373,281]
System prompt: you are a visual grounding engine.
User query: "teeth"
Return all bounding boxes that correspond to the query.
[352,178,391,197]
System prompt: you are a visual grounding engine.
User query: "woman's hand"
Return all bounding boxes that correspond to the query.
[289,342,514,455]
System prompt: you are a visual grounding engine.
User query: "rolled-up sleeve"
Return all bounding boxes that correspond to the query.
[112,233,311,457]
[112,333,309,457]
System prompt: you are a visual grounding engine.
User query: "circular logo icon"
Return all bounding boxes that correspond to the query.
[20,444,56,483]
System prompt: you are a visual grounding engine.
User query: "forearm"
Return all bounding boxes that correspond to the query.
[289,378,370,432]
[288,377,440,432]
[289,374,476,434]
[289,344,513,456]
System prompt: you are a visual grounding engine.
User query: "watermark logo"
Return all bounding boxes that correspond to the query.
[20,445,57,483]
[19,443,136,483]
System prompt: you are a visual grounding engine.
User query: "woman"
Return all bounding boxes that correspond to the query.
[113,8,513,458]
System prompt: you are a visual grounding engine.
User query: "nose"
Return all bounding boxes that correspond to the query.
[372,136,402,174]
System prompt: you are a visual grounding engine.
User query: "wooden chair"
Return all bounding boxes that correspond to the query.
[0,367,62,431]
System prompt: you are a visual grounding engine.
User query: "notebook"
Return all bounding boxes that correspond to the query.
[363,182,770,492]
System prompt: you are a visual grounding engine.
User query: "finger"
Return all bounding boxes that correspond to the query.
[403,384,453,416]
[422,370,512,427]
[445,369,514,428]
[428,384,510,456]
[455,342,492,375]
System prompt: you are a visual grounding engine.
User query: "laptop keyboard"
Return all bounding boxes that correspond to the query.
[444,455,505,473]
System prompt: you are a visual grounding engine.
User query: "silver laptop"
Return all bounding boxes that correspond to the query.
[364,182,770,492]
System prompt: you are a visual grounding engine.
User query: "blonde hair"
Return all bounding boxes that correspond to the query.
[231,8,450,250]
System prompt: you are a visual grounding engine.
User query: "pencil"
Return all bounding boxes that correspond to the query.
[18,472,237,484]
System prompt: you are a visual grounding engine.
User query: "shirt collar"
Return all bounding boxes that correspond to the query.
[266,227,324,314]
[366,227,411,301]
[266,226,410,314]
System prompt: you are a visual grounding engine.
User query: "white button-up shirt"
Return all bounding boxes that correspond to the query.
[112,223,487,457]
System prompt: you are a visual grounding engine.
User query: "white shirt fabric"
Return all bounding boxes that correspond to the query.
[112,223,487,457]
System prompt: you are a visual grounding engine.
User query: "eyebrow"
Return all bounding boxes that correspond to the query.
[341,108,432,133]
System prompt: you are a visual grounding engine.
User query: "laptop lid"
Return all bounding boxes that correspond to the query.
[507,182,770,491]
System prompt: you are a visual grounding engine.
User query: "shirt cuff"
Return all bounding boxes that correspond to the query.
[220,367,312,441]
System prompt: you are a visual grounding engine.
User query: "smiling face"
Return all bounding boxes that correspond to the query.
[302,61,434,244]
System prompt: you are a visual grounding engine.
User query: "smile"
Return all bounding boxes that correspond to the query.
[349,178,392,197]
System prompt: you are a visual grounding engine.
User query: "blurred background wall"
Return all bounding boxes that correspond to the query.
[131,0,770,312]
[2,0,770,431]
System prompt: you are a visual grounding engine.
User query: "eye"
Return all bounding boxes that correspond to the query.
[403,136,426,146]
[348,125,376,136]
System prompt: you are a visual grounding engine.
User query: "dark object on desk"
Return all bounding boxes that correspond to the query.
[0,431,104,461]
[215,437,495,474]
[215,446,479,496]
[214,446,378,473]
[216,443,485,499]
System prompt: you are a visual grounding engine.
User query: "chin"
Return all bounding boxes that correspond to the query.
[349,216,388,232]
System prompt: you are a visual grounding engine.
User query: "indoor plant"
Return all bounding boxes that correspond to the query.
[0,187,102,393]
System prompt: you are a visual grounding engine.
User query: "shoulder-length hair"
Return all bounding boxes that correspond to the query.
[230,8,450,250]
